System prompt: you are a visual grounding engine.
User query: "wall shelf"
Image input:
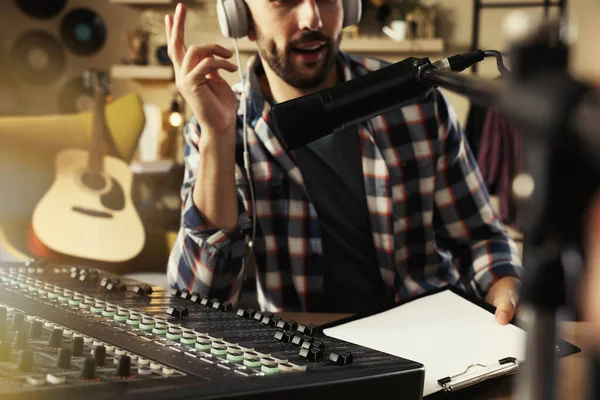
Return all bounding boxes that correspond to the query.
[111,65,174,81]
[219,37,445,54]
[109,0,188,4]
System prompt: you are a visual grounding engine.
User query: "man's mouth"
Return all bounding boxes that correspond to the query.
[291,41,327,54]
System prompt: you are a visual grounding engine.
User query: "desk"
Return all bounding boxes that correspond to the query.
[277,313,589,400]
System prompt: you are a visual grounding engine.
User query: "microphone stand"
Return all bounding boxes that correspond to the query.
[417,20,600,400]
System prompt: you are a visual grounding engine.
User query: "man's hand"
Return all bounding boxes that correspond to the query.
[485,276,520,325]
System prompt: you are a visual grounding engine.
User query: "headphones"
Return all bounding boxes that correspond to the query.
[216,0,362,39]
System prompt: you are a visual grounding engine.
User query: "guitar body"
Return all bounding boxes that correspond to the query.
[31,148,145,263]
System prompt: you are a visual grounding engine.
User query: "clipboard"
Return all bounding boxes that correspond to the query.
[320,285,580,398]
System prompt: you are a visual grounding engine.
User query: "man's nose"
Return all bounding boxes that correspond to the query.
[297,0,323,31]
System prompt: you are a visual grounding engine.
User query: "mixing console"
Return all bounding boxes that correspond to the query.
[0,261,424,400]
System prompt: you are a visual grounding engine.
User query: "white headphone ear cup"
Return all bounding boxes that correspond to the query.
[342,0,362,27]
[217,0,249,38]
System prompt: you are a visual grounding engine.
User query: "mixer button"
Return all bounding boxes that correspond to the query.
[221,301,233,311]
[200,298,212,307]
[261,364,279,374]
[299,347,323,361]
[211,301,221,310]
[166,307,189,318]
[296,323,318,336]
[170,288,181,297]
[292,335,313,346]
[252,312,263,322]
[81,357,96,380]
[236,309,250,319]
[179,290,192,300]
[46,374,67,385]
[190,292,201,303]
[116,355,132,377]
[133,285,152,296]
[18,350,34,372]
[278,363,295,372]
[274,330,295,343]
[276,320,298,331]
[57,348,72,369]
[328,351,353,366]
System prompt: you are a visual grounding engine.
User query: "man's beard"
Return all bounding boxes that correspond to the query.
[255,29,341,89]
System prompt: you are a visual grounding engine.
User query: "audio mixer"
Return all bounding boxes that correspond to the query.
[0,260,425,400]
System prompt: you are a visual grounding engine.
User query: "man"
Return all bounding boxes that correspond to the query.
[164,0,522,323]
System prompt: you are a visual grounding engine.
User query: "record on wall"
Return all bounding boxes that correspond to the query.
[9,30,66,86]
[15,0,68,19]
[60,7,106,56]
[57,74,94,114]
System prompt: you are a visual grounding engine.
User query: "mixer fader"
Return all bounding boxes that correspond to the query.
[0,261,424,400]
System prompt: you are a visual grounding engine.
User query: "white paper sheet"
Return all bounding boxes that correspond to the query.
[323,290,527,397]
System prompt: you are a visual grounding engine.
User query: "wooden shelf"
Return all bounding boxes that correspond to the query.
[219,37,445,54]
[109,0,182,4]
[111,65,174,81]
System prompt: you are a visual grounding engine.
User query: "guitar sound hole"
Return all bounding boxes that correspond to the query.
[81,171,107,191]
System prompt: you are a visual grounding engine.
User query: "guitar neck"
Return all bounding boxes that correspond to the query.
[88,90,107,173]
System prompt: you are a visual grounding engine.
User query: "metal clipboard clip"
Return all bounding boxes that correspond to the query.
[437,357,519,392]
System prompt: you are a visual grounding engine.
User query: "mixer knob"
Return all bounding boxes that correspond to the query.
[13,330,28,350]
[299,347,323,361]
[94,345,106,367]
[116,355,132,377]
[0,340,11,361]
[72,336,84,357]
[328,351,353,366]
[11,313,25,331]
[57,348,71,369]
[81,357,96,380]
[18,349,34,372]
[100,277,110,288]
[48,328,63,348]
[29,320,42,339]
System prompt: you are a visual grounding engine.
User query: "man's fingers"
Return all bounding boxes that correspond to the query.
[164,14,172,44]
[189,57,238,79]
[181,45,235,75]
[494,297,516,325]
[170,3,187,67]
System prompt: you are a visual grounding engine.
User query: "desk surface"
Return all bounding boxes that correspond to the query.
[276,312,589,400]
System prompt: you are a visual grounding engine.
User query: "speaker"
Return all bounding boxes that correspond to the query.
[216,0,362,39]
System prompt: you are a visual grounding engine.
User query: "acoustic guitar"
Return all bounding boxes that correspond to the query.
[31,69,145,263]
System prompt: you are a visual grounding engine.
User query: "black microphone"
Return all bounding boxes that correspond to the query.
[269,57,434,151]
[268,51,488,151]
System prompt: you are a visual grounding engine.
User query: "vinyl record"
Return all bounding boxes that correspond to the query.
[15,0,68,19]
[60,7,106,56]
[10,30,66,86]
[58,74,94,114]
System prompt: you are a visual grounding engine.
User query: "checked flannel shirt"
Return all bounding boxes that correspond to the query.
[167,51,524,312]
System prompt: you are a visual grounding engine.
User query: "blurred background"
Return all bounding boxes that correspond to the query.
[0,0,597,287]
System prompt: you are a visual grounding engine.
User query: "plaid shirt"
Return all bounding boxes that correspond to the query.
[167,52,523,312]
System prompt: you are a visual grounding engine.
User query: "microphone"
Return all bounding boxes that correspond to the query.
[268,51,487,151]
